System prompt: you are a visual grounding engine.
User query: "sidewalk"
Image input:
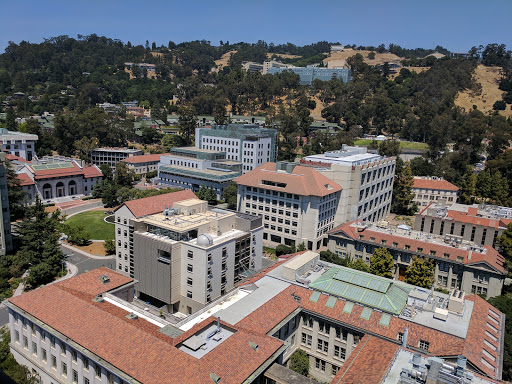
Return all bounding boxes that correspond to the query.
[61,242,114,260]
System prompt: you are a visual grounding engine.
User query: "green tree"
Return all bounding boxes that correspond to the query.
[6,107,17,131]
[276,244,294,257]
[368,51,376,60]
[222,183,238,210]
[141,126,162,144]
[178,105,197,145]
[99,164,113,181]
[161,134,186,151]
[5,159,27,221]
[348,258,370,273]
[64,225,91,246]
[497,223,512,267]
[378,140,401,157]
[0,327,38,384]
[74,136,98,162]
[392,162,416,215]
[296,242,306,252]
[369,247,394,278]
[289,349,309,377]
[104,237,115,255]
[405,257,434,288]
[114,162,136,187]
[459,166,477,204]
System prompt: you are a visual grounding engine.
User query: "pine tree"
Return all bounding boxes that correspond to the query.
[5,159,27,221]
[392,162,416,215]
[405,257,434,288]
[6,107,17,131]
[491,171,509,205]
[369,247,394,278]
[459,166,477,204]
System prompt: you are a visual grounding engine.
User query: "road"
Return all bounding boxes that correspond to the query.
[0,246,114,326]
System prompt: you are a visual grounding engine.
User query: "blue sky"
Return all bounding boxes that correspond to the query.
[1,0,511,53]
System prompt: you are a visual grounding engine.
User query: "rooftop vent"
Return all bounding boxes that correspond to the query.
[99,274,110,284]
[93,295,104,303]
[209,373,221,383]
[249,342,259,351]
[126,313,138,320]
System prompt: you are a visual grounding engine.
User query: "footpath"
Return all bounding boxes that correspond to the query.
[61,242,114,260]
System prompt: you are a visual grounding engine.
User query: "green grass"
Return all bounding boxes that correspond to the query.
[353,139,428,150]
[66,211,115,241]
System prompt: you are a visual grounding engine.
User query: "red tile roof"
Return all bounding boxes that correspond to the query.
[7,268,284,384]
[333,336,399,384]
[16,173,35,186]
[83,166,103,178]
[30,162,84,180]
[413,178,459,192]
[234,163,342,197]
[330,221,507,274]
[118,189,198,218]
[121,153,169,164]
[5,153,29,163]
[446,210,502,229]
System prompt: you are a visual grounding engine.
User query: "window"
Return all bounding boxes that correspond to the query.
[95,364,101,378]
[187,251,193,260]
[187,291,192,299]
[73,369,78,383]
[332,365,340,375]
[23,336,28,349]
[334,345,346,360]
[83,357,89,370]
[84,378,90,384]
[207,253,212,263]
[52,355,57,369]
[14,330,19,343]
[62,362,68,377]
[42,349,47,362]
[107,372,114,384]
[32,341,37,355]
[31,323,36,336]
[317,339,328,353]
[187,264,193,273]
[419,340,430,351]
[315,358,326,372]
[397,332,404,343]
[187,277,193,286]
[207,281,212,290]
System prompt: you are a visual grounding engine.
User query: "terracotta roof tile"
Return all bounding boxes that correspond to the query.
[30,162,84,180]
[121,153,169,164]
[5,153,29,163]
[234,163,342,197]
[16,173,34,186]
[82,165,103,178]
[413,178,459,192]
[119,189,197,218]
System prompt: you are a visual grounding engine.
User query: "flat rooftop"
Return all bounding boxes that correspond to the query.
[141,209,234,232]
[303,152,382,166]
[178,322,235,359]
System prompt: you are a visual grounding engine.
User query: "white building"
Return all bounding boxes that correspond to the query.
[195,124,278,173]
[301,145,396,224]
[113,189,198,277]
[0,128,38,161]
[90,147,143,170]
[234,162,342,251]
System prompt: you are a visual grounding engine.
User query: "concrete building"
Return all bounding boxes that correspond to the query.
[301,145,396,224]
[414,202,512,247]
[234,162,342,251]
[241,61,264,72]
[114,189,198,277]
[90,147,143,170]
[5,248,505,384]
[195,124,278,173]
[0,152,12,254]
[262,60,291,74]
[15,157,102,203]
[412,176,459,207]
[129,199,263,314]
[157,147,242,199]
[267,66,352,85]
[0,128,38,161]
[121,153,169,177]
[328,220,507,298]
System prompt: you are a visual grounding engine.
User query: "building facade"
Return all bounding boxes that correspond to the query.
[157,147,241,199]
[267,66,352,85]
[195,124,278,173]
[414,202,512,247]
[90,147,143,169]
[121,153,168,177]
[0,152,12,254]
[234,162,342,251]
[412,176,459,207]
[328,221,507,298]
[0,128,38,161]
[301,145,396,224]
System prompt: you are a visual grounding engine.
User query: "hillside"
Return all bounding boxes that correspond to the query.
[214,50,236,71]
[455,65,512,117]
[324,50,404,66]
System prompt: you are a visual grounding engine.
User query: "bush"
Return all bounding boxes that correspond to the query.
[493,100,506,110]
[145,170,158,179]
[276,244,294,257]
[64,225,91,246]
[289,349,309,377]
[104,237,115,255]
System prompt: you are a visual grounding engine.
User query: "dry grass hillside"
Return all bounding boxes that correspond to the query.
[266,53,301,60]
[324,50,403,66]
[214,50,236,71]
[455,65,512,117]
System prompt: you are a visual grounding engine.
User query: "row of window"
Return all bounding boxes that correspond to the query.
[246,187,301,200]
[360,164,395,185]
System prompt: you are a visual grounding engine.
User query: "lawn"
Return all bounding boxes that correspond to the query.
[65,211,115,241]
[353,139,428,151]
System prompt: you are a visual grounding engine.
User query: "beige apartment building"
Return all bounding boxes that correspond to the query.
[412,176,459,207]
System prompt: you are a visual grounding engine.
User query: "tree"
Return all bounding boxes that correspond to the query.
[405,257,434,288]
[114,162,136,187]
[222,183,238,210]
[348,258,370,273]
[497,223,512,267]
[99,164,113,181]
[141,126,162,144]
[178,105,197,145]
[289,349,309,377]
[296,242,306,252]
[74,136,98,162]
[378,140,401,157]
[459,166,477,204]
[104,237,115,255]
[392,161,416,215]
[5,159,27,221]
[494,100,506,111]
[64,225,91,246]
[6,107,17,131]
[161,134,186,151]
[276,244,294,257]
[369,247,394,278]
[368,51,376,60]
[0,327,38,384]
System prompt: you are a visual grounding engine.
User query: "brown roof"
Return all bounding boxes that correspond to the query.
[16,173,35,186]
[233,163,342,197]
[5,153,29,163]
[330,221,507,274]
[7,268,283,384]
[119,189,198,218]
[31,162,84,180]
[121,153,169,164]
[413,178,459,192]
[82,166,103,178]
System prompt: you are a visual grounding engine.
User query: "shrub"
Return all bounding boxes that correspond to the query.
[289,349,309,377]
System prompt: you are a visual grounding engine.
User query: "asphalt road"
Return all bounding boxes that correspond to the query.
[0,246,114,326]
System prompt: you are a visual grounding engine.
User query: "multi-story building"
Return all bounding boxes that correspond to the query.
[267,66,352,85]
[262,60,291,74]
[234,162,342,251]
[90,147,143,170]
[328,220,507,298]
[0,152,13,254]
[6,249,505,384]
[414,202,512,247]
[241,61,264,72]
[114,189,197,276]
[121,153,169,177]
[412,176,459,207]
[301,145,396,224]
[195,124,278,173]
[157,147,242,199]
[129,198,263,314]
[0,128,38,161]
[15,157,103,203]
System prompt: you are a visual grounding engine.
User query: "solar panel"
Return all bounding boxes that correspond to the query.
[325,296,337,308]
[309,291,321,303]
[361,307,373,320]
[343,301,354,314]
[379,313,392,327]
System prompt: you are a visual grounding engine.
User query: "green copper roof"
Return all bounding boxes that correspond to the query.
[342,301,354,314]
[31,162,74,171]
[360,307,373,320]
[310,267,411,315]
[309,291,321,303]
[379,313,392,327]
[325,296,337,308]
